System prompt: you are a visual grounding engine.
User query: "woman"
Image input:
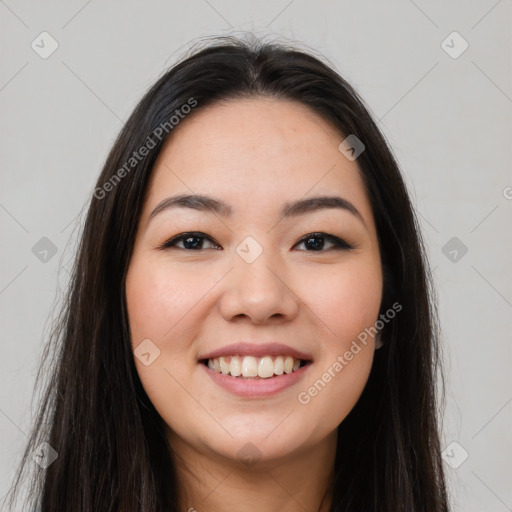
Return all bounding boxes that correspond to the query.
[6,35,449,511]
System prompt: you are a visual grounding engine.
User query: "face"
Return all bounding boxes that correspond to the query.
[125,97,383,468]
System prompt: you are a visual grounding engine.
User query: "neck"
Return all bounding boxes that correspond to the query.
[167,429,337,512]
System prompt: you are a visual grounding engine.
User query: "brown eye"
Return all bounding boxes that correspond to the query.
[159,232,222,251]
[294,232,353,251]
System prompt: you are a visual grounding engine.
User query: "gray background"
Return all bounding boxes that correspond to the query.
[1,1,511,510]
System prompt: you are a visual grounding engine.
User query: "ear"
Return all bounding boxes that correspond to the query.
[375,332,384,350]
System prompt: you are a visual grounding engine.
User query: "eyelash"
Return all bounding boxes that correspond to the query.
[157,231,354,252]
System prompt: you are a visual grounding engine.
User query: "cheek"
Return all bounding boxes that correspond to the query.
[125,257,209,344]
[299,343,374,436]
[298,256,383,343]
[125,259,207,430]
[334,271,382,341]
[125,257,218,412]
[293,259,381,428]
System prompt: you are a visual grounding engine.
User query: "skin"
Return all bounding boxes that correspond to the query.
[125,97,383,512]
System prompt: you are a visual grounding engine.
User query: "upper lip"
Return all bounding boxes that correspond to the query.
[198,342,313,362]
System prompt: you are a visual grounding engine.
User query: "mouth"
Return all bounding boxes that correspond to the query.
[199,355,312,398]
[199,355,312,379]
[197,342,314,397]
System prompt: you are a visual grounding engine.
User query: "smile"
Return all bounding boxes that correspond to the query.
[203,355,309,379]
[199,357,313,398]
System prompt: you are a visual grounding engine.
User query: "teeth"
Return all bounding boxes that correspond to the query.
[230,356,242,377]
[205,355,306,378]
[258,356,274,378]
[274,356,284,375]
[284,356,294,374]
[242,356,258,377]
[219,356,230,375]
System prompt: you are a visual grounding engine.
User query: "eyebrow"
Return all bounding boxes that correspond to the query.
[147,193,366,227]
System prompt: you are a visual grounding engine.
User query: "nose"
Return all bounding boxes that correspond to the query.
[218,249,299,325]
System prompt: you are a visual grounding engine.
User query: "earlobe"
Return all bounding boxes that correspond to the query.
[375,333,384,350]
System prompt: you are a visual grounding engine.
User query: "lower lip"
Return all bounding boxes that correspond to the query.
[199,361,312,398]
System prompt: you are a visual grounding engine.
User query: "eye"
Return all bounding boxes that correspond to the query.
[158,232,221,251]
[293,232,353,252]
[158,231,354,252]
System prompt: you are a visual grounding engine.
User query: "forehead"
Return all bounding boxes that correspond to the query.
[143,98,374,227]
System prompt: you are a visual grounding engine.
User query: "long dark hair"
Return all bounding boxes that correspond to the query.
[5,35,449,511]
